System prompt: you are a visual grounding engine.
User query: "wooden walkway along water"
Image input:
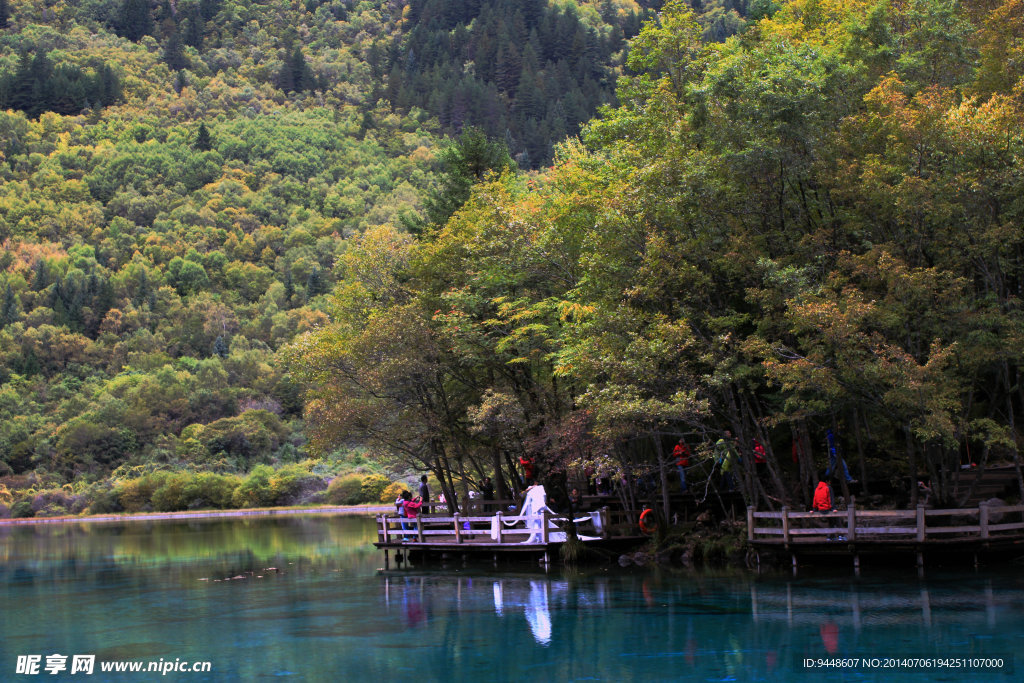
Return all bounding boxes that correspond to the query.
[374,506,645,567]
[747,498,1024,573]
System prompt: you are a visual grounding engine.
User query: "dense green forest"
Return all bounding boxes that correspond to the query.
[288,0,1024,518]
[0,0,640,516]
[2,0,1023,520]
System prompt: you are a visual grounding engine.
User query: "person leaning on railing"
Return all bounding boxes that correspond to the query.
[812,472,834,512]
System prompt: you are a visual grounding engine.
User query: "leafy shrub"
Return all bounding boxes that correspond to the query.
[153,472,241,511]
[32,488,79,517]
[360,474,390,503]
[380,482,407,504]
[117,472,171,512]
[268,463,325,506]
[231,465,276,508]
[151,474,191,512]
[85,484,124,515]
[326,474,364,505]
[184,472,240,509]
[11,500,34,518]
[0,484,13,507]
[0,503,10,518]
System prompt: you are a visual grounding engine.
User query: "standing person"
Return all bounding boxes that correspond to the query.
[404,492,423,522]
[418,475,430,511]
[672,438,691,492]
[519,455,535,486]
[824,429,854,483]
[399,490,414,539]
[715,431,739,491]
[753,438,767,481]
[480,476,495,513]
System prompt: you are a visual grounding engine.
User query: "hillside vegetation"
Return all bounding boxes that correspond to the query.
[0,0,642,516]
[288,0,1024,516]
[4,0,1024,520]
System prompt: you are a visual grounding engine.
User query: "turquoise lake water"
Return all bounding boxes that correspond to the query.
[2,515,1022,681]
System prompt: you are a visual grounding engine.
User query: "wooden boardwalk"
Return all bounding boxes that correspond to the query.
[747,498,1024,572]
[374,507,645,566]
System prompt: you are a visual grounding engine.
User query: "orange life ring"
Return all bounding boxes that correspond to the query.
[639,508,658,535]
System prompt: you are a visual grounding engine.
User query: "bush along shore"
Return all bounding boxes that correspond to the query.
[0,463,434,520]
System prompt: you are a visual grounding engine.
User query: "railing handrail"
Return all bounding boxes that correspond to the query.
[375,506,621,544]
[747,500,1024,544]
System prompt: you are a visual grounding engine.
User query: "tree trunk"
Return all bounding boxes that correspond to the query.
[851,408,870,495]
[1003,361,1024,500]
[906,425,918,508]
[652,434,671,521]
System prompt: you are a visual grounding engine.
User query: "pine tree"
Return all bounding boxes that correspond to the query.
[30,259,49,291]
[306,268,324,298]
[164,24,189,71]
[283,269,294,308]
[137,269,150,303]
[195,122,212,151]
[183,9,205,49]
[118,0,154,42]
[212,335,229,359]
[1,283,18,327]
[420,126,514,230]
[0,0,11,30]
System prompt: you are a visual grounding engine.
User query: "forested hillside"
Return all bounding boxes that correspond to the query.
[0,0,639,516]
[289,0,1024,516]
[4,0,1023,521]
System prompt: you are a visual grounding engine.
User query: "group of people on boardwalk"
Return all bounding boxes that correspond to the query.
[668,431,768,494]
[667,427,859,509]
[393,475,431,537]
[388,425,860,529]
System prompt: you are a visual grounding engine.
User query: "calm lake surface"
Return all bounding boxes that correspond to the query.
[2,515,1022,682]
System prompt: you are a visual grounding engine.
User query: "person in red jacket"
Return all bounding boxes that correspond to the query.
[812,474,833,512]
[672,439,691,492]
[404,494,423,519]
[519,455,535,486]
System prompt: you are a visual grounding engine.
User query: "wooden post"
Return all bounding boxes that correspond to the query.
[600,506,610,539]
[381,516,389,544]
[384,548,389,570]
[747,506,754,542]
[781,507,791,545]
[916,505,925,543]
[495,511,503,544]
[979,502,989,539]
[847,496,856,541]
[541,509,550,544]
[454,513,462,544]
[416,514,424,543]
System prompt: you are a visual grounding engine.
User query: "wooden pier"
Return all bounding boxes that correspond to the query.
[747,498,1024,572]
[374,506,645,566]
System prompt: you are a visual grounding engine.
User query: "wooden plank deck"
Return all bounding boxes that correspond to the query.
[373,507,645,562]
[747,498,1024,569]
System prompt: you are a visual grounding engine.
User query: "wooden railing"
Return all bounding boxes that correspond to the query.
[376,508,612,545]
[418,499,518,515]
[747,498,1024,544]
